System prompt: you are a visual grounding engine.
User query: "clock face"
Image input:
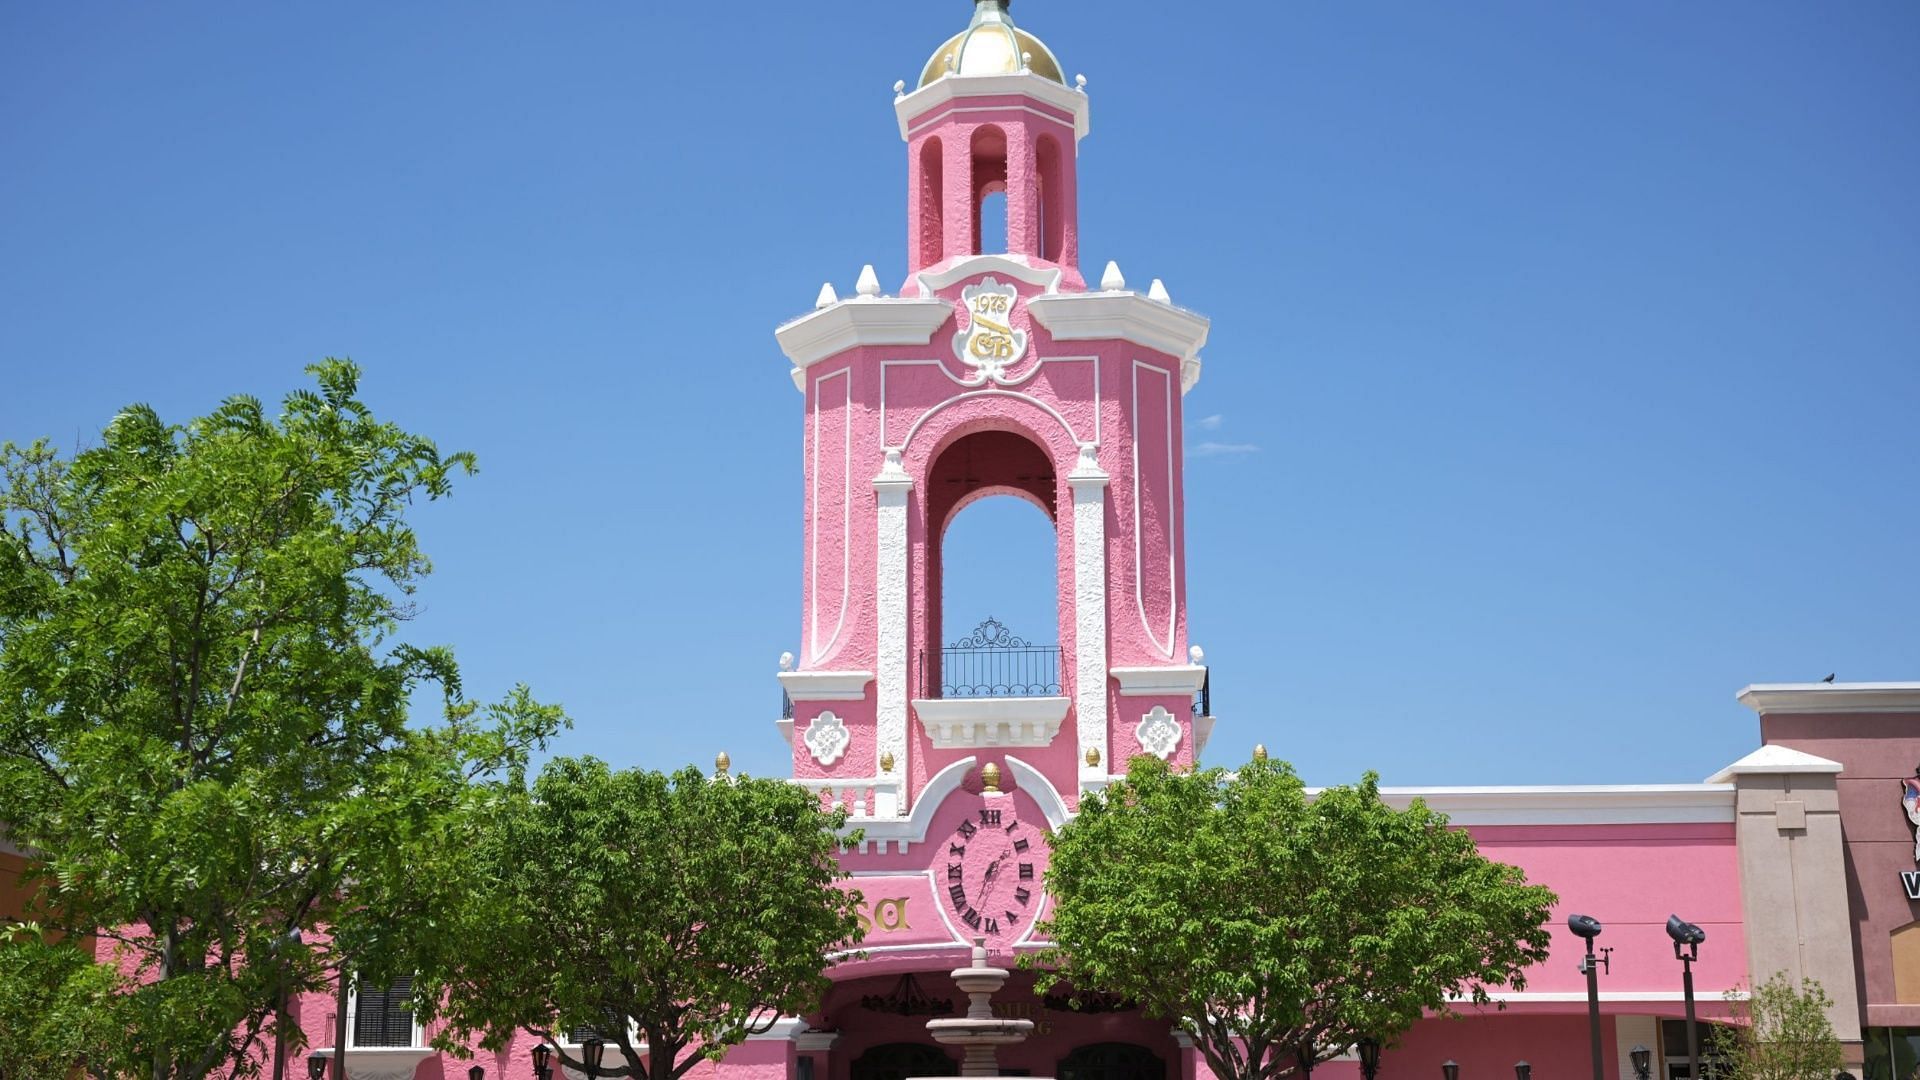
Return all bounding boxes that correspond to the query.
[942,795,1047,947]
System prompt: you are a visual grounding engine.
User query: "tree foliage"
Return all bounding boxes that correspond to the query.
[1712,974,1844,1080]
[1037,755,1557,1080]
[0,924,131,1080]
[407,758,865,1080]
[0,361,563,1080]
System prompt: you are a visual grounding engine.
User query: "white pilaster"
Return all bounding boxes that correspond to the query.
[874,450,914,816]
[1069,444,1110,795]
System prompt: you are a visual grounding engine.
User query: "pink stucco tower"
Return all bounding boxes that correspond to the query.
[773,0,1214,846]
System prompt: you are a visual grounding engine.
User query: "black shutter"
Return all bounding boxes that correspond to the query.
[353,976,415,1048]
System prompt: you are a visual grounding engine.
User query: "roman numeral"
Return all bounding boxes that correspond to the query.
[950,843,966,856]
[1018,863,1033,880]
[980,809,1002,826]
[984,917,999,933]
[1013,838,1030,853]
[1005,911,1020,924]
[1014,887,1031,905]
[962,908,982,929]
[957,820,978,839]
[947,863,962,881]
[950,883,968,906]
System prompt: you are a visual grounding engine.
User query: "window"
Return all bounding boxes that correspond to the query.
[1660,1019,1731,1080]
[1865,1027,1920,1080]
[351,976,417,1048]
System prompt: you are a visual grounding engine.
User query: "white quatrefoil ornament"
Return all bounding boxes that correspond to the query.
[803,711,851,767]
[1135,706,1182,761]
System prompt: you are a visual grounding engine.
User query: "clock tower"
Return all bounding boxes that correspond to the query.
[771,0,1214,952]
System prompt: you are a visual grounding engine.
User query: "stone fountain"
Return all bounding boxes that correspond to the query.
[923,938,1043,1078]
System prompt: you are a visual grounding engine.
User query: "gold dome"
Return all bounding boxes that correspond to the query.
[919,1,1066,88]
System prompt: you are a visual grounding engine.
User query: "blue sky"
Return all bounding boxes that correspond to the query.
[3,2,1916,786]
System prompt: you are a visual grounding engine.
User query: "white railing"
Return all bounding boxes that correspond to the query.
[793,776,903,819]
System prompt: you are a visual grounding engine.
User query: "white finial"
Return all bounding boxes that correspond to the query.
[893,79,906,100]
[1075,74,1088,92]
[882,448,905,474]
[1189,644,1205,665]
[1100,261,1126,291]
[815,282,839,309]
[1149,278,1171,303]
[856,264,882,298]
[779,651,795,672]
[1021,51,1032,69]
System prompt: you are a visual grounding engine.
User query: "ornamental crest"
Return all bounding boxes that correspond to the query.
[1135,706,1182,761]
[804,711,850,767]
[953,277,1028,383]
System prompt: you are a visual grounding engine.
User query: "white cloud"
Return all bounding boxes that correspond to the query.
[1189,441,1260,458]
[1198,414,1225,430]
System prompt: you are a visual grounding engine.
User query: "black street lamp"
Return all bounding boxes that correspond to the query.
[1359,1040,1383,1080]
[1442,1061,1460,1080]
[1570,914,1611,1080]
[1514,1062,1531,1080]
[470,1067,486,1080]
[582,1039,608,1080]
[1631,1045,1652,1080]
[307,1056,329,1080]
[532,1044,553,1080]
[1669,915,1707,1080]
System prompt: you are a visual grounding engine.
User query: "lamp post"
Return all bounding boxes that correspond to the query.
[581,1038,608,1080]
[1359,1040,1382,1080]
[270,929,304,1080]
[1668,915,1707,1080]
[1631,1045,1652,1080]
[1514,1063,1531,1080]
[1442,1062,1460,1080]
[1569,914,1610,1080]
[532,1044,553,1080]
[1297,1045,1315,1080]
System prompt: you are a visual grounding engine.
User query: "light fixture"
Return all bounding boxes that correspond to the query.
[1358,1039,1382,1080]
[307,1057,329,1080]
[1297,1045,1314,1079]
[531,1045,552,1079]
[1668,914,1706,1080]
[1514,1062,1531,1080]
[1442,1061,1460,1080]
[470,1067,486,1080]
[582,1039,608,1078]
[1569,914,1609,1080]
[1630,1046,1651,1080]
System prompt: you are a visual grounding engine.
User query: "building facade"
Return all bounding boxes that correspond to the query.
[289,7,1920,1080]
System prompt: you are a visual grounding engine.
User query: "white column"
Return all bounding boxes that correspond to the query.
[1069,445,1110,796]
[873,450,914,816]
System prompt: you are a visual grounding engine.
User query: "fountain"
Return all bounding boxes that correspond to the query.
[922,938,1048,1078]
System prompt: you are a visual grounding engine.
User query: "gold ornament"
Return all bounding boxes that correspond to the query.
[1084,746,1101,768]
[1252,744,1268,761]
[980,761,1002,794]
[715,751,731,774]
[880,751,896,773]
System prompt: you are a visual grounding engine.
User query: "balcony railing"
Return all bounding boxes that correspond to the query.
[921,617,1062,699]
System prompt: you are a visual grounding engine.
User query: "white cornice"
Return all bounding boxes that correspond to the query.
[1026,292,1210,391]
[914,254,1062,296]
[913,696,1070,748]
[775,298,952,373]
[1371,784,1736,826]
[1737,682,1920,715]
[1111,664,1208,697]
[1705,744,1844,785]
[778,670,874,702]
[896,72,1090,142]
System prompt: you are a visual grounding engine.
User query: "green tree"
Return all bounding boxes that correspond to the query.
[0,924,131,1080]
[406,757,864,1080]
[0,361,564,1080]
[1712,974,1844,1080]
[1036,755,1557,1080]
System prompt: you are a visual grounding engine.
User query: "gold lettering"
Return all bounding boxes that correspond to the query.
[875,897,910,932]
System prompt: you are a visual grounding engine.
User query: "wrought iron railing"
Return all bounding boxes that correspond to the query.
[1193,666,1211,717]
[922,617,1062,699]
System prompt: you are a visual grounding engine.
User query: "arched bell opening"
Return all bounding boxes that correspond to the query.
[970,125,1010,256]
[922,428,1061,700]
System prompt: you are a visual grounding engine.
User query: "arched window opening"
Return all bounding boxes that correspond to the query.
[970,125,1009,255]
[923,429,1060,700]
[1036,134,1066,262]
[979,189,1008,254]
[1059,1044,1167,1080]
[919,137,945,266]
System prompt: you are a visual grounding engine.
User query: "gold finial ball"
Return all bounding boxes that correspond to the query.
[980,761,1002,793]
[1084,746,1101,768]
[715,751,731,774]
[1252,744,1268,762]
[880,751,896,773]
